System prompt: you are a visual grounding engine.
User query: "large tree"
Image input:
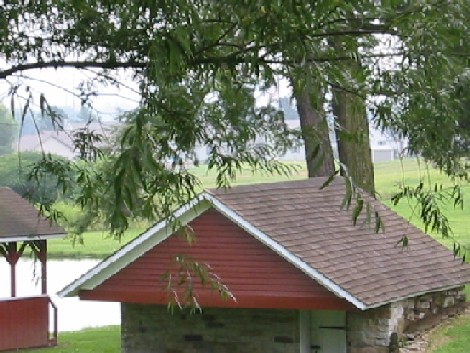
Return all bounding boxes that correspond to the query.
[1,1,469,236]
[295,81,336,178]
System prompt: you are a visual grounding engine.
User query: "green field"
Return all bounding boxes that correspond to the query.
[47,158,470,258]
[43,228,147,259]
[427,311,470,353]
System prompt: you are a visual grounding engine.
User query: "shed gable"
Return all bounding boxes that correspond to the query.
[80,209,354,310]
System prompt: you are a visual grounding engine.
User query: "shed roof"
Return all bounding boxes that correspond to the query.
[59,178,470,310]
[0,188,66,243]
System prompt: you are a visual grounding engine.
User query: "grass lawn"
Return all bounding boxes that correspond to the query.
[374,159,470,247]
[427,311,470,353]
[43,227,147,259]
[5,326,120,353]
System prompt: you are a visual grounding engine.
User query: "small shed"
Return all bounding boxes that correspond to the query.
[0,187,66,351]
[60,178,470,353]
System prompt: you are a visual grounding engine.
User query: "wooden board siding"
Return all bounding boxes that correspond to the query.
[0,296,49,351]
[81,209,355,310]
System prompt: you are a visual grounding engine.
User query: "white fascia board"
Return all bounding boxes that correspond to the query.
[58,196,212,297]
[203,193,367,310]
[0,233,67,244]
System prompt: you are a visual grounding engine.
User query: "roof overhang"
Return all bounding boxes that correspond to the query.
[364,283,467,310]
[58,192,366,310]
[0,233,66,244]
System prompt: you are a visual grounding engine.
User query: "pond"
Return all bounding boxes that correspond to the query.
[0,259,120,332]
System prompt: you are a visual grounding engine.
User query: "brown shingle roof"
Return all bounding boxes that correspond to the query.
[208,177,470,308]
[0,187,66,242]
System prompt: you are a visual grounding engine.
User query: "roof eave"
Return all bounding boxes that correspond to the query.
[364,283,469,310]
[0,232,67,244]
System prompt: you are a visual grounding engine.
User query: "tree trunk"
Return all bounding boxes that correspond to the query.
[295,87,335,177]
[332,88,375,194]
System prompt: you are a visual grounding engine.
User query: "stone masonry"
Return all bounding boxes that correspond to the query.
[347,287,466,353]
[121,287,465,353]
[121,304,300,353]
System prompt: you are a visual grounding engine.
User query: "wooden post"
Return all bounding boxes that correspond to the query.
[38,240,47,295]
[7,243,18,297]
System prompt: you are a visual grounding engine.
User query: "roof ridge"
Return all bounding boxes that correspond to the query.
[206,176,342,194]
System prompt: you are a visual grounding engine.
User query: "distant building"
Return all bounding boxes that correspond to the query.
[192,117,406,164]
[16,130,76,159]
[15,110,406,165]
[16,121,119,160]
[369,126,407,163]
[276,119,305,161]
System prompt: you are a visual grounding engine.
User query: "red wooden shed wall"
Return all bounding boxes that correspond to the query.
[0,296,49,351]
[81,209,354,310]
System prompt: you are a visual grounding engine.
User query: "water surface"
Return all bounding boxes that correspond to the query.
[0,259,120,331]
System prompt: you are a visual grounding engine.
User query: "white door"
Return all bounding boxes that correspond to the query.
[300,310,347,353]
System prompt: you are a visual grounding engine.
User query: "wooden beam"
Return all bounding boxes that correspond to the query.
[39,241,47,294]
[7,243,18,297]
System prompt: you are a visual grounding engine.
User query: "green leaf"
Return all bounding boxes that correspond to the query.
[320,170,338,190]
[352,195,363,226]
[397,235,408,248]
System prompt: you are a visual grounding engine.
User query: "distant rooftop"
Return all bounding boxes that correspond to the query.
[0,188,66,243]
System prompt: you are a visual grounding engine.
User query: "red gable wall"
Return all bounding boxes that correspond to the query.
[80,209,355,310]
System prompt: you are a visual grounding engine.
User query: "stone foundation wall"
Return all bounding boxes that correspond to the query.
[347,287,466,353]
[121,304,300,353]
[121,288,465,353]
[348,305,393,353]
[401,287,466,333]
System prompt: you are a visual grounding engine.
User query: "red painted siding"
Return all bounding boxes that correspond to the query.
[0,296,50,351]
[81,209,354,310]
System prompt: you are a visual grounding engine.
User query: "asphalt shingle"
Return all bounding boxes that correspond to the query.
[0,187,65,242]
[208,177,470,307]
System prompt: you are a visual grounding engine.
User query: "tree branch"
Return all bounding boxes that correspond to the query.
[3,47,469,82]
[0,61,147,80]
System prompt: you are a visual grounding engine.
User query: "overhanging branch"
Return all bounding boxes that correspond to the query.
[2,48,469,81]
[0,61,147,80]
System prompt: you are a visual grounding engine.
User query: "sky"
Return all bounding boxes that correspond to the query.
[0,66,296,122]
[0,67,141,121]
